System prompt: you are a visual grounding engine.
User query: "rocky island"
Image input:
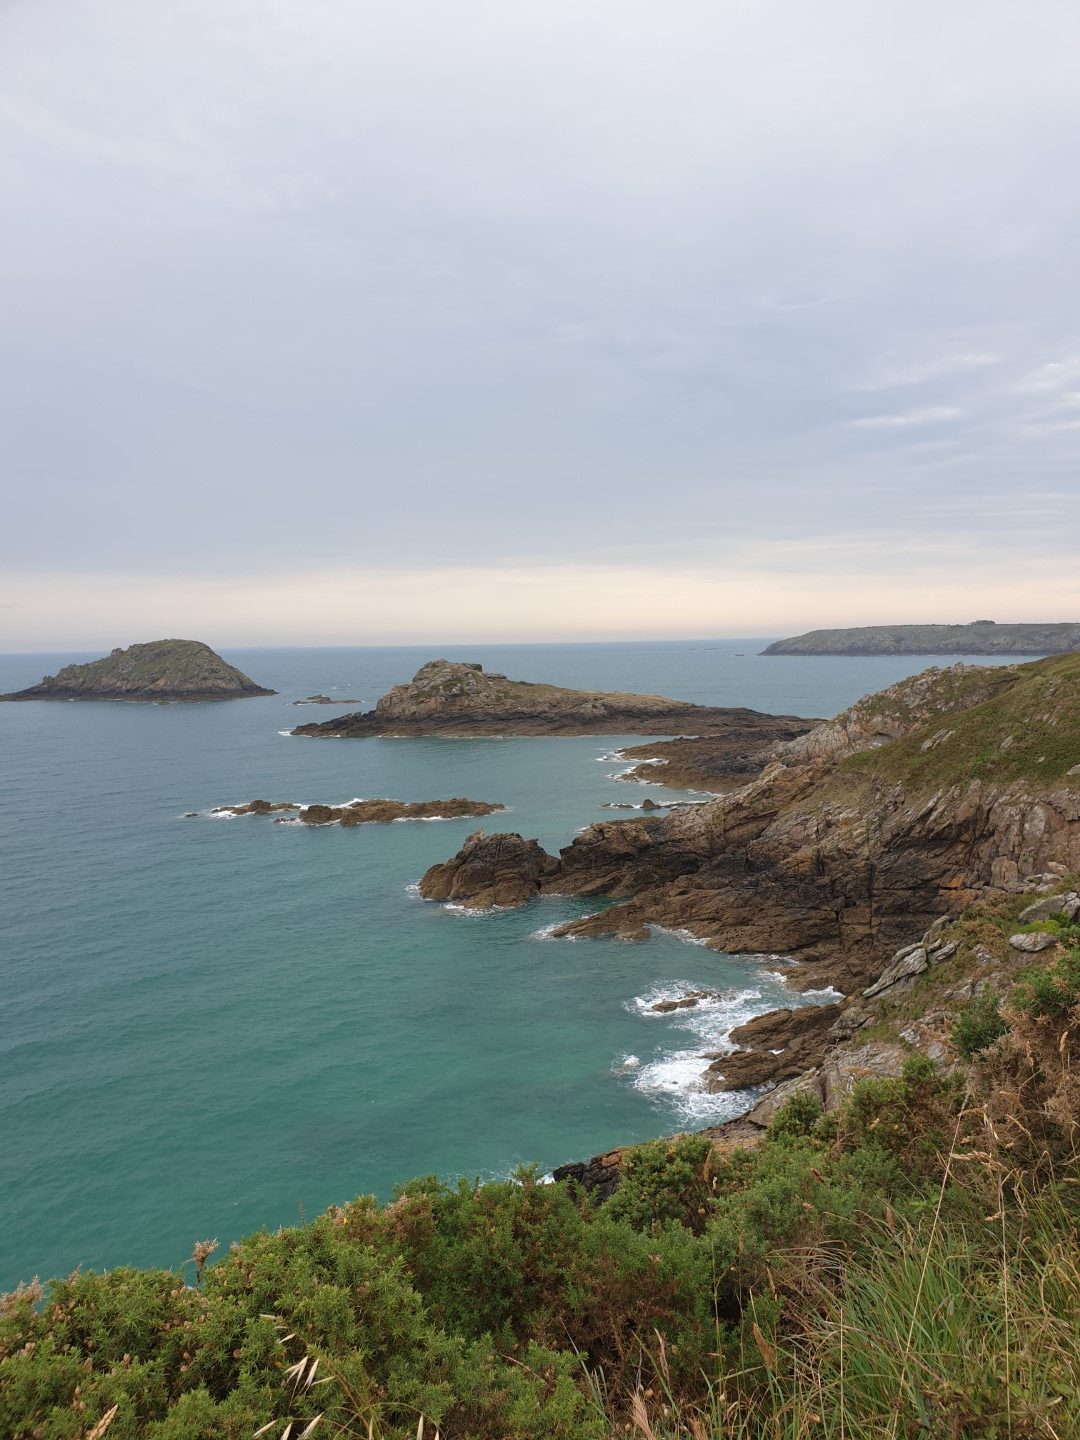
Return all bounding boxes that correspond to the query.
[210,797,504,825]
[291,657,815,745]
[763,620,1080,655]
[0,639,275,701]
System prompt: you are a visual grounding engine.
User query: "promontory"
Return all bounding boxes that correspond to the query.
[291,658,814,747]
[762,620,1080,656]
[0,639,275,701]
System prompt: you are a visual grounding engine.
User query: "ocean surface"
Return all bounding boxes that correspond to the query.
[0,640,1028,1288]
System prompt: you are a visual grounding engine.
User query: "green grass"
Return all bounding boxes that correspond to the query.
[841,653,1080,789]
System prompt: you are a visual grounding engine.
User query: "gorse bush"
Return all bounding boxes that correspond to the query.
[3,951,1079,1440]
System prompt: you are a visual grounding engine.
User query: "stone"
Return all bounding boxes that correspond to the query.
[1008,932,1058,952]
[863,946,929,999]
[418,830,560,909]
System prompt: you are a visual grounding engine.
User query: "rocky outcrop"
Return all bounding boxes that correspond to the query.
[616,716,819,791]
[212,798,504,825]
[763,621,1080,656]
[1,640,275,701]
[418,831,561,908]
[292,659,817,740]
[421,657,1080,1001]
[703,1003,844,1091]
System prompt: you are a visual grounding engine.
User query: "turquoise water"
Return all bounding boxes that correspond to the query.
[0,641,1027,1287]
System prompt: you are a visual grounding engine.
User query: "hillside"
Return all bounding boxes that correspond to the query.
[292,658,815,740]
[762,620,1080,655]
[0,640,275,701]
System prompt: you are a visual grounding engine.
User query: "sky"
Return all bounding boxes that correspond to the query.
[2,0,1080,649]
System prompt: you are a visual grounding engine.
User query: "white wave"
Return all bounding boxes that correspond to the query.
[404,882,421,895]
[649,924,711,947]
[276,729,294,736]
[802,985,846,1002]
[611,1054,641,1073]
[622,979,794,1123]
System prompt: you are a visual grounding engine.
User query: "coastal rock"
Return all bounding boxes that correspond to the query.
[0,639,275,702]
[212,798,504,825]
[650,989,719,1013]
[292,658,817,741]
[528,656,1080,997]
[292,694,365,705]
[418,830,560,909]
[703,1003,844,1091]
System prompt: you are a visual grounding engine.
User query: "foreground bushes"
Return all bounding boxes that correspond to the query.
[3,953,1080,1439]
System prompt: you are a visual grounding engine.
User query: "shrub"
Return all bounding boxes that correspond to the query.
[1014,945,1080,1021]
[951,990,1007,1058]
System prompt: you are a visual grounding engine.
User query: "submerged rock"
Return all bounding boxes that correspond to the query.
[212,797,503,826]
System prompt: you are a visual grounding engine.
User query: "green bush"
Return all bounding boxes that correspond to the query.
[951,990,1007,1058]
[1014,945,1080,1021]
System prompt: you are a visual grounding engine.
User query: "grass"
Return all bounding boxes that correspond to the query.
[841,654,1080,790]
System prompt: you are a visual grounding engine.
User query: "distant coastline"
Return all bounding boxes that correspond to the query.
[762,621,1080,656]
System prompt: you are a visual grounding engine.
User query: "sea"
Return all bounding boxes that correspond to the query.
[0,640,1027,1288]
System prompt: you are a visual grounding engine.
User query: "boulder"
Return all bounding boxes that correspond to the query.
[1009,931,1058,952]
[418,831,560,909]
[703,1003,843,1091]
[863,945,929,999]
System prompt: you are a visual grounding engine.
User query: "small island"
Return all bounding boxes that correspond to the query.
[291,658,814,740]
[210,797,505,825]
[0,639,275,701]
[762,620,1080,656]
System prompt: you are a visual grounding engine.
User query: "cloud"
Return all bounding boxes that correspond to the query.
[847,406,965,429]
[2,2,1080,643]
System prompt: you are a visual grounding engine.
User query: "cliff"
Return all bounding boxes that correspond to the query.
[762,620,1080,655]
[292,657,815,740]
[0,639,275,701]
[421,656,1080,997]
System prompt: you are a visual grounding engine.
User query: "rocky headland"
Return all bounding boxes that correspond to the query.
[0,639,275,701]
[763,620,1080,656]
[422,654,1080,1110]
[292,658,817,741]
[211,797,504,826]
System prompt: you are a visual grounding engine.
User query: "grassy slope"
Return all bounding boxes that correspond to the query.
[842,652,1080,789]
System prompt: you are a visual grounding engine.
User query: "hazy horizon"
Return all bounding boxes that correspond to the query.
[3,1,1079,647]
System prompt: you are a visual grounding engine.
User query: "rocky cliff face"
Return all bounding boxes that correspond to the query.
[1,640,275,701]
[292,659,816,740]
[763,621,1080,656]
[420,657,1080,999]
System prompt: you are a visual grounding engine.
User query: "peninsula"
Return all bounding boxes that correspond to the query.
[0,639,275,701]
[291,657,815,746]
[762,620,1080,655]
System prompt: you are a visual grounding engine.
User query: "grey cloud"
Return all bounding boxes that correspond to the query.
[1,0,1079,633]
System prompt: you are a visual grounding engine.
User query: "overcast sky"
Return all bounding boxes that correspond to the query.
[2,0,1079,648]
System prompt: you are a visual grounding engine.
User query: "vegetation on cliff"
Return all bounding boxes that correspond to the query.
[841,652,1080,789]
[0,641,275,701]
[3,922,1078,1439]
